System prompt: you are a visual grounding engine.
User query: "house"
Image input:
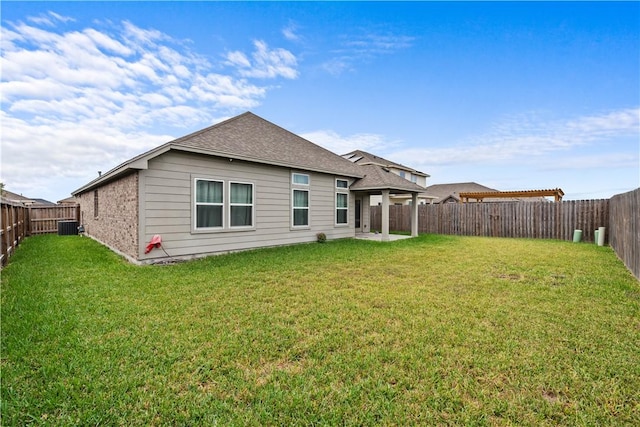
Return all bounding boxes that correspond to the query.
[424,182,554,203]
[72,112,426,263]
[57,196,79,205]
[341,150,434,205]
[1,189,56,206]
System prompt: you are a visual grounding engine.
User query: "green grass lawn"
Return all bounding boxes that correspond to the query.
[2,234,639,426]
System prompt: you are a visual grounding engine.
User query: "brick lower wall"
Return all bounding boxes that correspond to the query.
[77,173,139,260]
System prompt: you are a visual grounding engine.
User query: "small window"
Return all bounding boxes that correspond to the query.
[94,190,99,218]
[411,174,418,183]
[292,173,309,185]
[229,182,253,227]
[336,192,348,225]
[336,179,349,189]
[195,179,223,229]
[292,189,309,227]
[399,171,406,179]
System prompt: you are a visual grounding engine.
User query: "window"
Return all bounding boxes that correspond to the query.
[336,179,349,189]
[336,192,348,225]
[292,173,309,185]
[195,179,223,229]
[94,190,99,218]
[399,171,406,179]
[411,174,418,183]
[292,189,309,227]
[230,182,253,227]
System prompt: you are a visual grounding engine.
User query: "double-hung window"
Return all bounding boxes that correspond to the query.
[336,179,349,225]
[230,182,254,227]
[292,190,309,227]
[195,179,224,229]
[194,179,255,230]
[292,173,310,227]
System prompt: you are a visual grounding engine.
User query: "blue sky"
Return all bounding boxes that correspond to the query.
[1,1,638,202]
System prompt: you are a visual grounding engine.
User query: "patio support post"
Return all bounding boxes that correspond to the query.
[381,189,390,242]
[411,193,419,237]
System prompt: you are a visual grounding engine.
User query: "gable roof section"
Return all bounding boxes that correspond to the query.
[73,112,364,195]
[349,164,427,193]
[342,150,430,177]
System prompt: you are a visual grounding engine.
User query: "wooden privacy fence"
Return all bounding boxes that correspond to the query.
[1,200,29,266]
[1,202,80,266]
[371,199,610,242]
[29,205,80,235]
[608,188,640,280]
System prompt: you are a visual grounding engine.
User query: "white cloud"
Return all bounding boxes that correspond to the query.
[227,40,298,79]
[389,108,640,170]
[539,152,639,171]
[301,130,400,155]
[342,33,415,55]
[322,30,415,75]
[27,11,75,27]
[282,23,301,42]
[0,15,300,200]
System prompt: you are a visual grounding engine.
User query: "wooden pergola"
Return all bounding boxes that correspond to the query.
[459,188,565,203]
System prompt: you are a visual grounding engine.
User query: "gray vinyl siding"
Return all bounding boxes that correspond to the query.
[139,151,355,261]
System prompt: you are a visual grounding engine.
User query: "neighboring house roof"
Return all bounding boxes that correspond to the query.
[342,150,430,177]
[349,164,427,193]
[1,190,55,206]
[31,198,57,206]
[424,182,502,203]
[57,196,78,205]
[425,182,549,203]
[73,112,365,196]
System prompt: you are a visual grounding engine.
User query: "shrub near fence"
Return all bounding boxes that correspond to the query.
[371,199,610,242]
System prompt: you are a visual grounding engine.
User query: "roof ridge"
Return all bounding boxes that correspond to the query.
[170,111,253,145]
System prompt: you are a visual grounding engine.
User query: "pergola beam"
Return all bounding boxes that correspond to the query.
[459,188,564,203]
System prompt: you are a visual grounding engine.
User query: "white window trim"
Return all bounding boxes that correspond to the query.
[292,188,310,228]
[336,179,349,189]
[192,177,257,233]
[336,191,349,226]
[194,178,224,230]
[292,173,310,186]
[228,181,255,229]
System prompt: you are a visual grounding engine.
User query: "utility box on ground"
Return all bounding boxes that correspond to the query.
[58,220,79,236]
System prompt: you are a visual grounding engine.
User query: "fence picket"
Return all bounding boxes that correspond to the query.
[372,199,611,242]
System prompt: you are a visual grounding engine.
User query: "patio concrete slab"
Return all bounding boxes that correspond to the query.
[355,233,413,242]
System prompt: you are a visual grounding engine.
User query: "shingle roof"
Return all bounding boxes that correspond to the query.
[74,112,364,195]
[171,113,364,177]
[424,182,546,203]
[349,164,427,193]
[1,190,55,206]
[425,182,498,202]
[342,150,429,177]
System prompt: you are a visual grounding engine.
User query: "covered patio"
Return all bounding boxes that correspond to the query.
[350,163,426,242]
